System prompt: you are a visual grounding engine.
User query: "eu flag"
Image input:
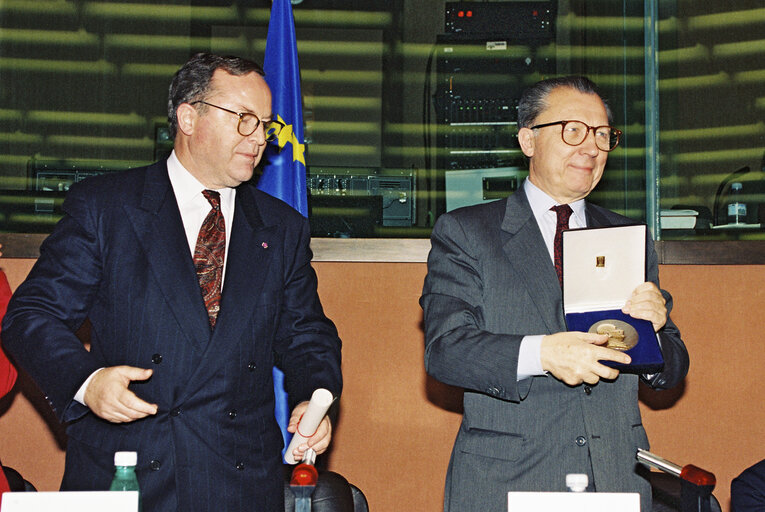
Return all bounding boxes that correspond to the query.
[260,0,307,216]
[259,0,308,455]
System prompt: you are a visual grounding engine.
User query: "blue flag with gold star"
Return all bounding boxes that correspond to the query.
[260,0,307,458]
[260,0,307,216]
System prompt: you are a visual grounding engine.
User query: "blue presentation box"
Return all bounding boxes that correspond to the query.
[562,224,664,374]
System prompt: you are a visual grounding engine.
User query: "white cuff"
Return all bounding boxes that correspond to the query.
[74,368,104,406]
[517,335,546,381]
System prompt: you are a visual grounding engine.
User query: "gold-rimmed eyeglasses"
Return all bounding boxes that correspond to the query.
[530,120,622,152]
[191,100,285,142]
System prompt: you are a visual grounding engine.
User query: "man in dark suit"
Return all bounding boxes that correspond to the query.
[420,76,689,512]
[1,53,342,511]
[732,459,765,511]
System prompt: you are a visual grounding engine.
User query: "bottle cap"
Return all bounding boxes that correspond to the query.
[566,473,588,492]
[114,451,137,467]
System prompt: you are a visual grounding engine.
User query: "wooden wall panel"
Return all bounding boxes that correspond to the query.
[639,265,765,511]
[313,262,462,512]
[0,259,66,492]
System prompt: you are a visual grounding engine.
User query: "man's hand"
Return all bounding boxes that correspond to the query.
[541,331,631,386]
[83,365,158,423]
[622,282,667,332]
[287,401,332,460]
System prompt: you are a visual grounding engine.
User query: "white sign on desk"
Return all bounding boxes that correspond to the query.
[508,491,640,511]
[1,491,139,512]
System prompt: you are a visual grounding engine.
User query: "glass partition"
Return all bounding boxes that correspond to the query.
[655,0,765,241]
[1,0,764,246]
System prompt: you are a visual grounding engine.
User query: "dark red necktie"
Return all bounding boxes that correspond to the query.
[551,204,573,287]
[194,190,225,328]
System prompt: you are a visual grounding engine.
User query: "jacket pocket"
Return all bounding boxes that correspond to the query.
[459,427,526,462]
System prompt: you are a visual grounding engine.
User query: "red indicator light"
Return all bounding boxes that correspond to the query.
[457,10,464,17]
[290,464,319,486]
[533,10,538,16]
[467,10,473,17]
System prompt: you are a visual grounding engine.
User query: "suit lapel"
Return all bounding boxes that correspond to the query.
[500,189,566,333]
[584,202,610,228]
[123,161,211,350]
[210,186,277,347]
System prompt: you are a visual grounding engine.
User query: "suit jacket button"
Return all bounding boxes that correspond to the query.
[575,436,587,446]
[236,461,245,470]
[228,409,237,419]
[150,460,161,471]
[152,354,163,364]
[170,407,181,417]
[248,362,256,371]
[584,385,592,395]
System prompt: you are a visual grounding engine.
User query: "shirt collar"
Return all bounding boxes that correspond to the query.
[523,178,587,225]
[166,151,235,208]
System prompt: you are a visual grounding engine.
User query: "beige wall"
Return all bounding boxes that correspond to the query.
[1,259,762,511]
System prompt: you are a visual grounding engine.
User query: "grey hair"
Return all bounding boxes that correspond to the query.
[516,76,613,128]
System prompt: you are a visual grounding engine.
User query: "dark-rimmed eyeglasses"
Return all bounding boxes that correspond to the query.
[530,120,622,152]
[190,101,285,142]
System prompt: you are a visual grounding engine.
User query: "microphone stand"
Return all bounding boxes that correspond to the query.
[637,449,716,512]
[290,449,318,512]
[712,166,749,226]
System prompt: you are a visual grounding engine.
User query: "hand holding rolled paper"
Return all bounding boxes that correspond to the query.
[284,388,334,464]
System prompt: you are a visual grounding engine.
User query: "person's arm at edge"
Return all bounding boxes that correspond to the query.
[0,265,18,398]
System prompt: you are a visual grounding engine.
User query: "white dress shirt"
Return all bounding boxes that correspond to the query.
[166,150,235,287]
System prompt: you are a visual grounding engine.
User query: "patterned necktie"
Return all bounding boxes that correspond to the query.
[194,190,225,328]
[551,204,573,287]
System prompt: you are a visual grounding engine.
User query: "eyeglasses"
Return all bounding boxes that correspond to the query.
[190,101,285,142]
[529,120,622,152]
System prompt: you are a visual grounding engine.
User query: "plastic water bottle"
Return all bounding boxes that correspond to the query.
[566,473,588,492]
[110,451,141,511]
[727,182,747,225]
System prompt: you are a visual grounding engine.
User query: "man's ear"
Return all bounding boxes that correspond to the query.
[517,127,535,157]
[176,103,197,136]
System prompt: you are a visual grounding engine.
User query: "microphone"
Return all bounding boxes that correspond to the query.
[290,450,318,512]
[637,449,716,512]
[712,166,749,226]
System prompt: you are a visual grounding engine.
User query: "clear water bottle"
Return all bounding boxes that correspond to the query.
[566,473,588,492]
[110,451,141,511]
[727,182,747,225]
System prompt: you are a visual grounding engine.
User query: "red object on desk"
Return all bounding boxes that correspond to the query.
[681,465,717,487]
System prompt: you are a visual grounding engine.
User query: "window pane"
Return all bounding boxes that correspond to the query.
[657,0,765,240]
[2,0,762,244]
